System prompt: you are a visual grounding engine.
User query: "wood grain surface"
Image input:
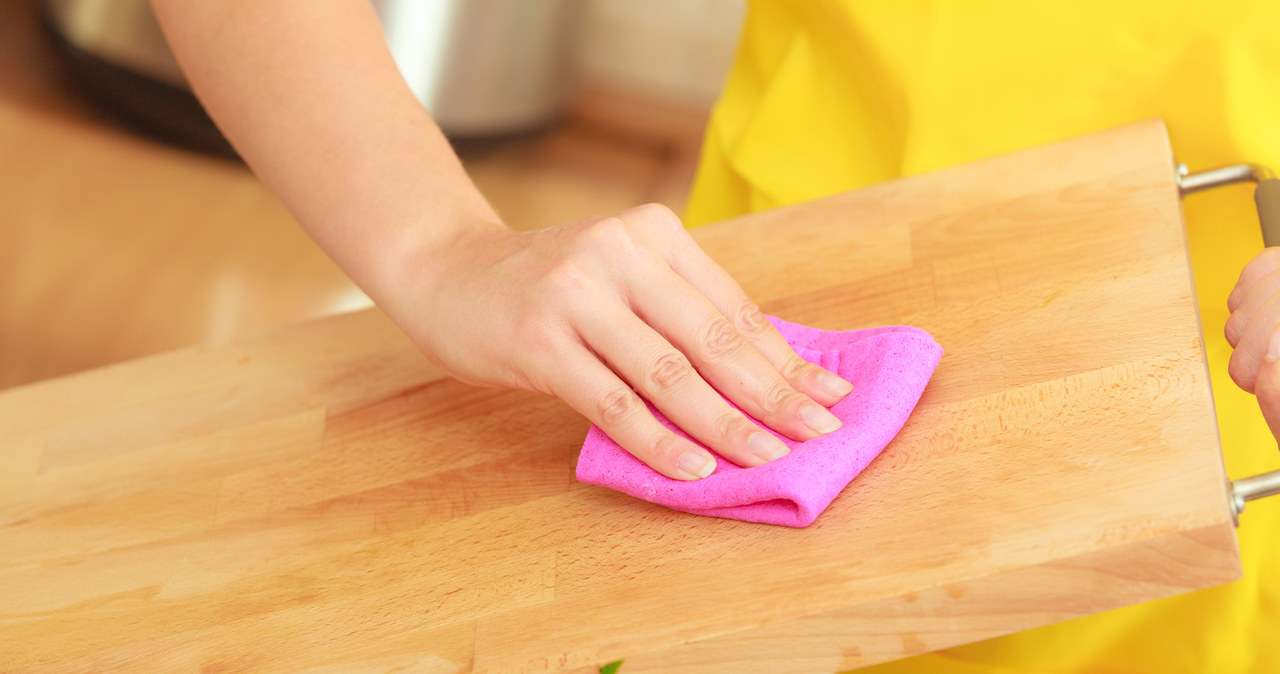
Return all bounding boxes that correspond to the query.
[0,120,1241,673]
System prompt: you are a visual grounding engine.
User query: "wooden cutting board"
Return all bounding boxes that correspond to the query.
[0,120,1240,673]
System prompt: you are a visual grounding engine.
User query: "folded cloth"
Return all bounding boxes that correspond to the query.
[576,316,943,527]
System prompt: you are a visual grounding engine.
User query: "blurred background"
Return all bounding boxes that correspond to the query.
[0,0,746,390]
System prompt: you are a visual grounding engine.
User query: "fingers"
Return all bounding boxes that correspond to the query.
[1226,267,1280,347]
[572,290,793,469]
[508,206,851,479]
[635,205,853,407]
[1228,248,1280,393]
[1231,293,1280,392]
[1226,249,1280,433]
[623,266,843,442]
[544,337,720,481]
[1228,247,1280,313]
[1254,348,1280,441]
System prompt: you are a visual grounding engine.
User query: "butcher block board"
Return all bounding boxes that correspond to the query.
[0,120,1240,673]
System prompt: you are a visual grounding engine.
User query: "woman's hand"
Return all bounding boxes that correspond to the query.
[149,3,850,478]
[389,203,853,480]
[1226,247,1280,438]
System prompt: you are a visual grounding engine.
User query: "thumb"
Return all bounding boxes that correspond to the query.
[1253,332,1280,442]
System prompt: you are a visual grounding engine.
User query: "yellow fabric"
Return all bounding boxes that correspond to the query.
[686,1,1280,671]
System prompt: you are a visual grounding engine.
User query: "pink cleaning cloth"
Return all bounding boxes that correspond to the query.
[576,316,942,527]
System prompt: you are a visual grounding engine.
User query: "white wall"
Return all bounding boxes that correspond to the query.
[577,0,747,108]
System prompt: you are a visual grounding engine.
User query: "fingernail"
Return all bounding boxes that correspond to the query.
[816,371,854,398]
[748,431,790,463]
[1267,331,1280,362]
[801,404,842,435]
[677,450,716,479]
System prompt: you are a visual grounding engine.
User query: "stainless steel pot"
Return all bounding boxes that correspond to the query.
[40,0,585,150]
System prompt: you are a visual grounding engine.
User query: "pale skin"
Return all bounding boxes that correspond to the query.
[150,0,854,480]
[1226,247,1280,439]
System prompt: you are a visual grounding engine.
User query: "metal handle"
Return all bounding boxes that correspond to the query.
[1231,471,1280,525]
[1176,162,1280,247]
[1177,161,1280,525]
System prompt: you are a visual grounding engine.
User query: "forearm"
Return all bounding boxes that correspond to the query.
[151,0,502,303]
[150,0,852,481]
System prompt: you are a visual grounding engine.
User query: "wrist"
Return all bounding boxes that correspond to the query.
[366,206,509,319]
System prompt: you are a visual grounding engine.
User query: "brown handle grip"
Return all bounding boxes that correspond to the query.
[1255,178,1280,247]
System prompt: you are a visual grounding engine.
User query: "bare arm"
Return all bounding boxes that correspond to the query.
[152,0,852,480]
[151,0,497,303]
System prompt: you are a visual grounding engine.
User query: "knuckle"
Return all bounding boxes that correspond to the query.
[759,379,796,415]
[629,203,684,238]
[1224,313,1243,345]
[712,410,745,443]
[598,387,642,425]
[541,258,591,296]
[779,354,811,381]
[634,202,678,224]
[699,316,746,360]
[581,217,639,257]
[650,432,681,462]
[648,351,694,392]
[1228,352,1256,393]
[734,300,772,336]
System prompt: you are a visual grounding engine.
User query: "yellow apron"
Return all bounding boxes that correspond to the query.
[686,1,1280,671]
